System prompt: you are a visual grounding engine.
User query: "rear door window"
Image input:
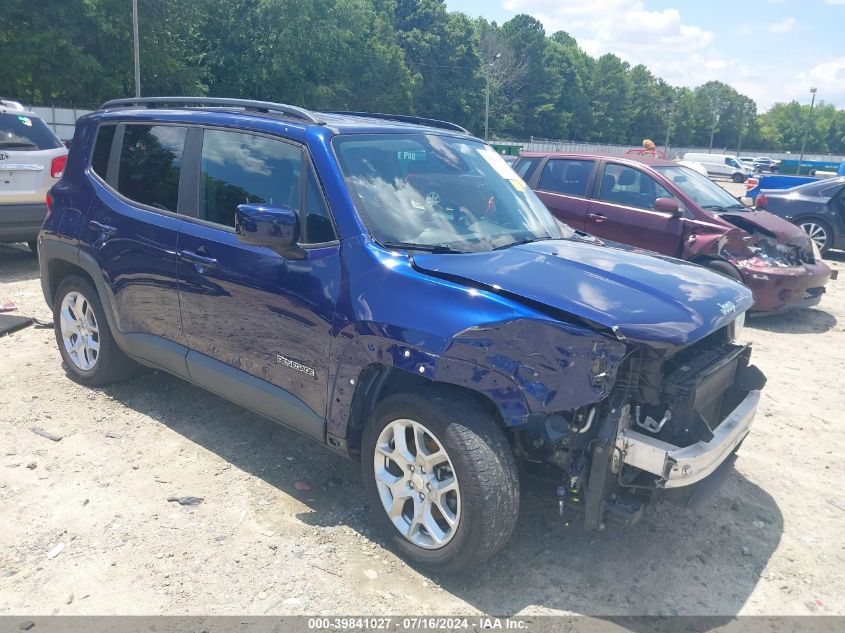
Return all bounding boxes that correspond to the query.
[117,124,187,212]
[199,129,301,228]
[537,159,595,197]
[0,112,63,151]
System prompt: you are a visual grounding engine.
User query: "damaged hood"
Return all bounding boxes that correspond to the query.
[412,239,754,348]
[720,209,812,248]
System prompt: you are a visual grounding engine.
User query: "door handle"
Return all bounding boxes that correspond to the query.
[179,249,218,268]
[89,219,117,235]
[588,213,607,223]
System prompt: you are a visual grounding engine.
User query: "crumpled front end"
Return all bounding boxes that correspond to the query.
[512,320,766,531]
[718,212,833,313]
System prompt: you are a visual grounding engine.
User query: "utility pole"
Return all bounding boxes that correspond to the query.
[707,95,724,154]
[663,100,677,156]
[736,104,752,157]
[484,53,501,141]
[797,87,818,174]
[132,0,141,97]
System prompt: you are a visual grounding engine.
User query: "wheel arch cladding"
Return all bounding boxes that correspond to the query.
[327,318,627,442]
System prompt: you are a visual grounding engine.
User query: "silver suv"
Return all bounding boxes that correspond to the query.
[1,98,68,253]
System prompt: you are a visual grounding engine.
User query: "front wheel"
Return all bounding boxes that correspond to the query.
[705,259,744,283]
[361,386,519,573]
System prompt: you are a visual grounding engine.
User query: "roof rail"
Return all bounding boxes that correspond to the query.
[329,111,470,135]
[99,97,323,125]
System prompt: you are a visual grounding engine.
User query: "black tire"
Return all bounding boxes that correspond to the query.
[732,173,746,183]
[27,240,38,256]
[796,218,833,256]
[361,385,519,573]
[52,275,138,385]
[705,259,744,283]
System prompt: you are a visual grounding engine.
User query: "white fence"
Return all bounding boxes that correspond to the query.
[27,106,94,141]
[26,106,845,163]
[503,138,845,164]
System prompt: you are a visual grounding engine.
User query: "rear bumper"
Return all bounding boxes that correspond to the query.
[741,261,832,312]
[0,203,47,242]
[616,390,760,489]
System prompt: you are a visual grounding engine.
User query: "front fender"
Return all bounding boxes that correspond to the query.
[326,318,626,439]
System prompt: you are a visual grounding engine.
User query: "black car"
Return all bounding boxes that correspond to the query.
[756,176,845,255]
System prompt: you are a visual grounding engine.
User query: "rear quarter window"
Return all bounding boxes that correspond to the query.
[0,112,63,151]
[90,124,117,181]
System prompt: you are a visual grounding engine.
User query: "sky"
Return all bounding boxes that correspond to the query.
[445,0,845,112]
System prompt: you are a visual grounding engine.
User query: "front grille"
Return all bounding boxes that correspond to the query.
[691,355,739,426]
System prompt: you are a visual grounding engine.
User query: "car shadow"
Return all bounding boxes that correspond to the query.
[748,307,837,335]
[823,250,845,263]
[0,242,40,283]
[101,370,783,618]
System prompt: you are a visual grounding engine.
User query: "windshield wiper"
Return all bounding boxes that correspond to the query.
[0,141,37,149]
[701,204,747,212]
[492,235,555,250]
[380,241,465,254]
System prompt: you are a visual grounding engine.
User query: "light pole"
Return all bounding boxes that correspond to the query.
[132,0,141,97]
[797,87,818,174]
[484,53,501,141]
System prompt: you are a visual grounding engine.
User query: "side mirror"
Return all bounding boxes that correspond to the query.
[235,203,306,260]
[654,197,681,216]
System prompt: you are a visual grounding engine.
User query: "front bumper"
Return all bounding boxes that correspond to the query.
[616,389,760,489]
[740,261,832,312]
[0,203,47,242]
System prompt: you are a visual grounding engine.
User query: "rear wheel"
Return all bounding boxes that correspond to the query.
[361,386,519,573]
[53,275,138,385]
[798,219,832,256]
[732,173,746,183]
[27,241,38,256]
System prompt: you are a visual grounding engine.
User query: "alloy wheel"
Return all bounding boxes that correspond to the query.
[372,418,460,549]
[59,291,100,371]
[800,222,828,251]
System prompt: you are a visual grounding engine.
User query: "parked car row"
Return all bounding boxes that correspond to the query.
[514,151,834,313]
[37,97,769,572]
[0,98,68,253]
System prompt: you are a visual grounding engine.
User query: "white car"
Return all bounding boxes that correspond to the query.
[1,98,68,254]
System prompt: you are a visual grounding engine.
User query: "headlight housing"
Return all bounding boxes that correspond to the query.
[729,311,746,343]
[810,238,822,262]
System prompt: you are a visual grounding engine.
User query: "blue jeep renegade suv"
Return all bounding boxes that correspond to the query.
[39,97,765,572]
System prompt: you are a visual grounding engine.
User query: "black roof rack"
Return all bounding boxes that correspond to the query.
[328,111,470,134]
[99,97,324,125]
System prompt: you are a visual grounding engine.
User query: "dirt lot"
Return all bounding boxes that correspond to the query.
[2,214,845,616]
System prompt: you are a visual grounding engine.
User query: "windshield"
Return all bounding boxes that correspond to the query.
[656,165,745,211]
[0,112,63,151]
[333,134,566,252]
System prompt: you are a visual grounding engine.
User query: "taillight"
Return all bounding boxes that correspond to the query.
[45,192,53,219]
[756,193,768,208]
[51,155,67,179]
[746,177,758,191]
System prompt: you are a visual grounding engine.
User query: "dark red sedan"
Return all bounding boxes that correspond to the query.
[514,152,834,313]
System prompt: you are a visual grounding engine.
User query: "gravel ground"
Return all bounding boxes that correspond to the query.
[1,213,844,616]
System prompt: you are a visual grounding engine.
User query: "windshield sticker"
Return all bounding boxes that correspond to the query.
[477,147,520,180]
[509,178,527,192]
[17,116,32,127]
[397,150,426,161]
